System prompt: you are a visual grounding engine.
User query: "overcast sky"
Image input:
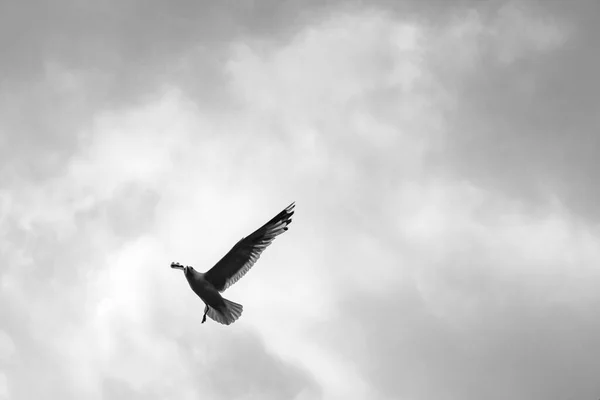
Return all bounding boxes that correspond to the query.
[1,1,600,399]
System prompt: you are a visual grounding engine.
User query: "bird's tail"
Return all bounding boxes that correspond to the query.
[207,298,244,325]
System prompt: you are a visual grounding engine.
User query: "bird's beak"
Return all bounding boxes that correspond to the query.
[170,262,184,270]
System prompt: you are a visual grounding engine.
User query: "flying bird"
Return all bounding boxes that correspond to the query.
[171,202,295,325]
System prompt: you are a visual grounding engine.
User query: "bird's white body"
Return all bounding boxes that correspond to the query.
[183,267,243,325]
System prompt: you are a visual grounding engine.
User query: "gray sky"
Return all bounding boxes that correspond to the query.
[1,1,600,399]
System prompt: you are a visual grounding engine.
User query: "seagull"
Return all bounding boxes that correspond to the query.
[171,202,295,325]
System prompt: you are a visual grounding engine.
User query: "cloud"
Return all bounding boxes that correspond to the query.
[2,1,599,400]
[216,4,600,399]
[0,331,15,364]
[319,181,600,399]
[435,1,566,69]
[428,2,600,221]
[1,84,321,398]
[0,374,7,400]
[0,0,331,184]
[0,330,15,400]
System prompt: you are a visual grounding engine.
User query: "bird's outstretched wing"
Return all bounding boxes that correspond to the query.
[204,202,295,292]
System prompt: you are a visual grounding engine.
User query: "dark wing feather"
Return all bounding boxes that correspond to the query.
[204,202,295,292]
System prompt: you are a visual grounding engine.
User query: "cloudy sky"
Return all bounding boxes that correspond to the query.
[1,1,600,399]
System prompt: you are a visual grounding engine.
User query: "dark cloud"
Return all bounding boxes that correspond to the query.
[0,0,324,182]
[1,0,351,185]
[321,263,600,400]
[3,1,600,399]
[198,330,321,399]
[434,1,600,220]
[0,0,341,89]
[2,0,568,187]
